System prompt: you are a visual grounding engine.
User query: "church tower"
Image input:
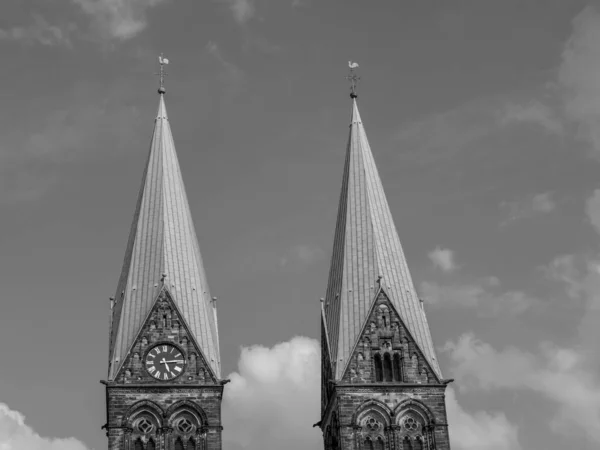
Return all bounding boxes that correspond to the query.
[103,58,224,450]
[319,68,452,450]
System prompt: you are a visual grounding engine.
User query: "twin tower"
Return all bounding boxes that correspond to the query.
[103,64,452,450]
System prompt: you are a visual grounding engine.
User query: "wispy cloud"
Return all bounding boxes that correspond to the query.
[0,15,75,47]
[421,276,541,316]
[500,192,556,226]
[0,83,140,204]
[499,100,563,135]
[206,41,246,101]
[214,0,256,24]
[72,0,169,41]
[0,403,90,449]
[428,247,458,272]
[280,244,325,268]
[558,5,600,156]
[585,188,600,235]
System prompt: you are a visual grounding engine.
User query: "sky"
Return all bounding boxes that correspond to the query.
[1,0,600,449]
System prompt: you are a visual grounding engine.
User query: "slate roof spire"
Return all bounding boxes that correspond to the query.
[323,79,443,380]
[108,60,220,380]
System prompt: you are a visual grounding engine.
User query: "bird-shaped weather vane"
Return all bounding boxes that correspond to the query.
[156,54,170,94]
[347,61,360,99]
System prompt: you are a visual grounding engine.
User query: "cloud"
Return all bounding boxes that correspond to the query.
[214,0,256,24]
[428,247,457,272]
[206,41,246,103]
[222,336,522,450]
[0,403,90,449]
[222,337,322,450]
[445,388,522,450]
[585,189,600,235]
[72,0,169,40]
[207,41,245,85]
[420,276,540,316]
[558,5,600,155]
[0,15,74,47]
[499,100,563,135]
[0,83,140,203]
[443,333,600,444]
[280,244,325,268]
[394,96,562,167]
[500,191,556,226]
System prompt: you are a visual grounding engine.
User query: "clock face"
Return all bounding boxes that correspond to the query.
[145,344,186,381]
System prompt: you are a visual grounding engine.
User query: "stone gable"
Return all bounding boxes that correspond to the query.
[114,288,217,386]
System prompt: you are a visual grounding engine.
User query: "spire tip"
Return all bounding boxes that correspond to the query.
[156,53,169,95]
[346,61,360,99]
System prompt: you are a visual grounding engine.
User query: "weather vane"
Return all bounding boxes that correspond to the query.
[156,54,170,94]
[346,61,360,98]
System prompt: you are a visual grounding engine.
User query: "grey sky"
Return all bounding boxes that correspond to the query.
[1,1,600,449]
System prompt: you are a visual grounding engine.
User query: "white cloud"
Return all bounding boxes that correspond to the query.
[558,5,600,155]
[428,247,457,272]
[214,0,256,24]
[421,276,539,316]
[443,333,600,444]
[585,189,600,235]
[222,337,322,450]
[72,0,169,40]
[500,192,556,226]
[222,336,523,449]
[0,403,90,449]
[0,15,74,47]
[446,388,522,450]
[280,244,325,267]
[499,100,563,135]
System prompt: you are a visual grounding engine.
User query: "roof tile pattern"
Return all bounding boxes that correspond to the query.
[324,99,442,379]
[108,94,220,380]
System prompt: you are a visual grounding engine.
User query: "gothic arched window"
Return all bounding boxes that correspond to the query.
[374,436,384,450]
[147,439,156,450]
[414,436,423,450]
[186,438,196,450]
[363,438,374,450]
[175,437,185,450]
[403,436,413,450]
[374,354,383,382]
[393,353,403,382]
[134,438,144,450]
[383,353,393,382]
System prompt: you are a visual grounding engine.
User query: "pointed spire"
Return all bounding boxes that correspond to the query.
[108,65,220,380]
[323,87,442,380]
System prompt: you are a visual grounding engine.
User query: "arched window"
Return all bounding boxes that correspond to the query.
[374,354,383,382]
[147,439,156,450]
[414,437,423,450]
[403,436,413,450]
[363,438,374,450]
[374,436,384,450]
[393,353,403,382]
[175,437,185,450]
[134,438,144,450]
[186,438,196,450]
[383,353,393,382]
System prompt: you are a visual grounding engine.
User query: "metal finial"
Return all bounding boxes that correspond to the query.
[156,54,169,94]
[377,275,383,287]
[346,61,360,99]
[161,273,167,283]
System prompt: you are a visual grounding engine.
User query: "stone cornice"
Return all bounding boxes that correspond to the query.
[106,383,224,391]
[335,383,448,390]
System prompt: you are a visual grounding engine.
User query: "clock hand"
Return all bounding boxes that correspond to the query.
[159,358,170,372]
[161,360,184,364]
